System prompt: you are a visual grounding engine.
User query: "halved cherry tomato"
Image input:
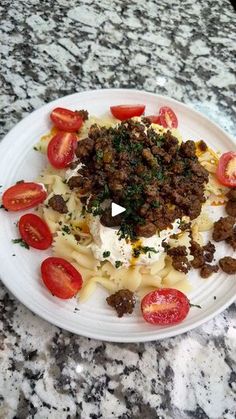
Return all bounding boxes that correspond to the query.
[110,104,145,120]
[216,152,236,187]
[158,106,178,128]
[2,182,47,211]
[141,288,190,325]
[50,107,83,132]
[41,257,83,299]
[47,132,77,169]
[19,213,52,250]
[146,115,162,124]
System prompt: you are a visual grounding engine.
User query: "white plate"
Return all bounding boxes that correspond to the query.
[0,89,235,342]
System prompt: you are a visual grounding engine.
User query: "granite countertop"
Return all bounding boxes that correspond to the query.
[0,1,236,418]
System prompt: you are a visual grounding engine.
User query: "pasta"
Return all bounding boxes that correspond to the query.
[36,114,226,307]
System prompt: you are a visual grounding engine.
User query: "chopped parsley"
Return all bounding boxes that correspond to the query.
[115,261,123,269]
[103,251,110,258]
[62,225,71,234]
[12,238,29,249]
[132,246,158,258]
[96,150,103,161]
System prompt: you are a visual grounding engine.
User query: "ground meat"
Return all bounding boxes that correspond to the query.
[48,195,68,214]
[226,189,236,202]
[71,119,209,239]
[190,241,205,268]
[212,216,235,242]
[225,200,236,217]
[203,242,216,263]
[106,289,136,317]
[75,138,94,160]
[226,227,236,250]
[135,222,157,238]
[76,109,89,121]
[100,208,123,228]
[198,140,208,152]
[67,176,93,194]
[180,140,196,158]
[167,246,191,273]
[219,257,236,274]
[200,264,219,278]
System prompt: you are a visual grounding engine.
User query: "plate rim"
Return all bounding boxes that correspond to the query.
[0,88,235,342]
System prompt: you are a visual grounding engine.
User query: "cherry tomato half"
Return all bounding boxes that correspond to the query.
[2,182,47,211]
[141,288,190,325]
[41,257,83,299]
[19,213,52,250]
[216,152,236,188]
[110,104,145,120]
[50,107,83,132]
[158,106,178,128]
[146,115,162,124]
[47,132,77,169]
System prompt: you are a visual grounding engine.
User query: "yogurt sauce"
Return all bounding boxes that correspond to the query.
[88,215,181,268]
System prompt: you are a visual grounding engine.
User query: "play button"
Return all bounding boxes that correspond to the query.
[111,202,126,217]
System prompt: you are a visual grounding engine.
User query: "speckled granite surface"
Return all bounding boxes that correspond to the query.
[0,1,236,418]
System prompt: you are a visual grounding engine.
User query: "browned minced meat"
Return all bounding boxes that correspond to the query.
[198,140,208,152]
[226,189,236,202]
[106,289,136,317]
[189,240,216,268]
[167,246,191,273]
[225,200,236,217]
[203,242,216,263]
[68,119,209,238]
[48,195,68,214]
[226,227,236,250]
[68,176,93,195]
[76,109,89,121]
[219,257,236,274]
[190,241,205,268]
[200,264,219,278]
[212,216,235,242]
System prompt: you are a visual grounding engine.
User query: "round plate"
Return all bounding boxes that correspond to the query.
[0,89,235,342]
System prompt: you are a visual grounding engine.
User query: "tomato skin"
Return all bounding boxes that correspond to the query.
[47,132,77,169]
[146,115,162,124]
[141,288,190,325]
[216,152,236,187]
[158,106,178,128]
[110,105,145,120]
[41,257,83,299]
[19,213,52,250]
[2,182,47,211]
[50,107,83,132]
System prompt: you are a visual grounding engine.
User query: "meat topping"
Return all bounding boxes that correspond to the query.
[219,257,236,274]
[226,227,236,250]
[200,264,219,278]
[68,120,208,239]
[212,216,235,242]
[76,109,89,121]
[106,289,136,317]
[167,246,191,273]
[226,189,236,202]
[48,195,68,214]
[225,200,236,217]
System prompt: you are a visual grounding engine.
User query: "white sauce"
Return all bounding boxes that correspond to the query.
[88,216,181,268]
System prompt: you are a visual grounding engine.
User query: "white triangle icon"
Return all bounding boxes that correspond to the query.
[111,202,126,217]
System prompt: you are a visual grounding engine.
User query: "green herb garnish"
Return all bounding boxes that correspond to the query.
[62,225,71,234]
[103,251,110,258]
[115,261,123,269]
[12,238,29,249]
